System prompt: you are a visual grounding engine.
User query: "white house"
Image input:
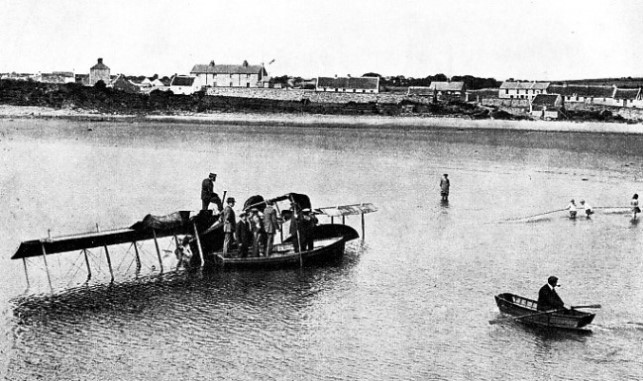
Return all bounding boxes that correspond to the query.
[530,94,563,119]
[169,75,198,95]
[190,60,269,88]
[499,81,549,100]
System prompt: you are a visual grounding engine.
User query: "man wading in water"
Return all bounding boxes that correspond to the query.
[440,174,450,202]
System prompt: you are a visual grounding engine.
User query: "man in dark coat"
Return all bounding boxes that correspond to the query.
[537,276,565,311]
[235,212,252,258]
[201,173,222,211]
[440,173,450,201]
[300,208,318,251]
[263,201,280,257]
[221,197,236,257]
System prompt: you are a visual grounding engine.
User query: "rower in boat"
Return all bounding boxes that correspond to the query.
[537,276,565,311]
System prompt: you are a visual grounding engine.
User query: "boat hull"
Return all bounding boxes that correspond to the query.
[213,224,358,270]
[495,293,595,331]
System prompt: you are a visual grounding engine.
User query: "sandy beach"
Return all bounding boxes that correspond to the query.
[1,104,643,135]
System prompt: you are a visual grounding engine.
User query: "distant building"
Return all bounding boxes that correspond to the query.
[33,71,75,84]
[169,75,198,95]
[530,93,563,119]
[548,84,616,106]
[190,60,269,88]
[89,58,110,86]
[499,81,549,100]
[614,87,642,108]
[316,76,380,93]
[111,75,140,93]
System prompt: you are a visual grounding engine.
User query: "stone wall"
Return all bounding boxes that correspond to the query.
[565,102,643,121]
[206,87,411,105]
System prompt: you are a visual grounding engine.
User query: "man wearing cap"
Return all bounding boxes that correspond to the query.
[201,173,222,211]
[537,276,566,311]
[221,197,236,257]
[300,208,318,251]
[263,200,280,256]
[235,211,252,258]
[440,174,450,201]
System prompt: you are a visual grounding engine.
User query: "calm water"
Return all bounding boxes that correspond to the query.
[1,119,642,380]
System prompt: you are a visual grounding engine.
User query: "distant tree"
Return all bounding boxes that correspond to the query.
[362,72,382,78]
[94,80,107,90]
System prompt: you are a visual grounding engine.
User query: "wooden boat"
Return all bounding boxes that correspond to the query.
[214,224,359,269]
[495,293,596,331]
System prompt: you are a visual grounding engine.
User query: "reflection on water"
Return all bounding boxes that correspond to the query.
[2,119,643,380]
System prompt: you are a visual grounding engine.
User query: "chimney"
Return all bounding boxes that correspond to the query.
[98,58,103,64]
[210,60,215,66]
[243,60,249,67]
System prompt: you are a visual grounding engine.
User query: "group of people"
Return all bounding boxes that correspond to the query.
[565,194,641,220]
[564,199,594,219]
[200,173,319,258]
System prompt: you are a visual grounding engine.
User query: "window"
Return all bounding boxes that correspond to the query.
[246,83,250,88]
[505,89,509,94]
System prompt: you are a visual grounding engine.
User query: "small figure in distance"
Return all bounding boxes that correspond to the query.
[537,276,566,311]
[221,197,236,257]
[579,200,594,218]
[300,208,319,251]
[175,236,193,268]
[235,211,252,258]
[631,194,640,220]
[249,208,265,257]
[440,174,450,202]
[201,173,222,212]
[263,200,280,257]
[566,199,578,219]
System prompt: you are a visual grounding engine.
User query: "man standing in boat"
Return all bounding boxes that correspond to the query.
[440,174,450,202]
[201,173,222,211]
[222,197,236,257]
[235,211,252,258]
[263,200,280,257]
[537,276,566,311]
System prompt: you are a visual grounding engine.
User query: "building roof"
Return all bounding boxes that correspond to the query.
[428,81,465,92]
[91,58,110,71]
[548,84,615,98]
[531,94,560,108]
[170,76,195,86]
[317,76,379,90]
[500,81,550,90]
[190,62,267,75]
[613,88,641,100]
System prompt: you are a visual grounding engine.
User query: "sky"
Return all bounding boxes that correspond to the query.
[1,0,642,81]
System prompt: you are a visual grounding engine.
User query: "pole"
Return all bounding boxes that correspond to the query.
[40,242,53,291]
[97,224,114,282]
[133,240,141,270]
[152,229,164,272]
[193,222,204,267]
[83,249,92,281]
[22,258,30,288]
[342,216,345,225]
[361,212,365,241]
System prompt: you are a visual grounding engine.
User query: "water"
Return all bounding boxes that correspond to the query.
[1,118,642,380]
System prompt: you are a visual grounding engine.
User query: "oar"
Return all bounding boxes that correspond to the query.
[489,308,562,325]
[571,304,601,309]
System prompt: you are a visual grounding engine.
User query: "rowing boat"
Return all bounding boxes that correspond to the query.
[494,293,596,331]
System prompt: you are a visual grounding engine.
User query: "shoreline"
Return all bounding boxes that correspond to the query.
[1,104,643,135]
